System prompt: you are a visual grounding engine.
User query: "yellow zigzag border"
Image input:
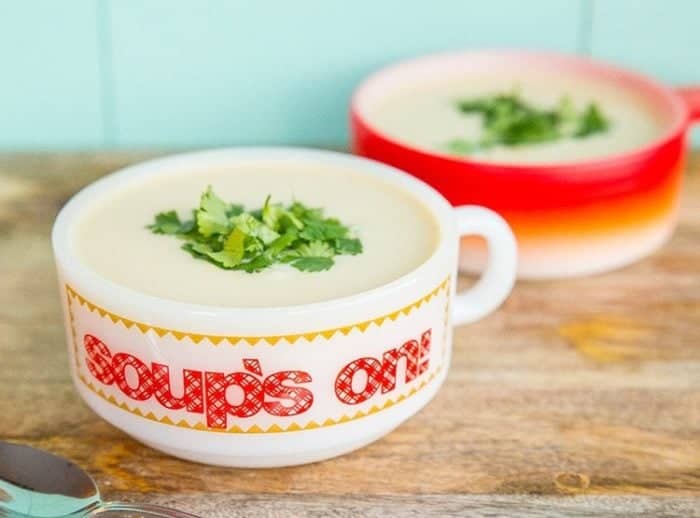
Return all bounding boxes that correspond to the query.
[78,367,443,434]
[65,276,449,346]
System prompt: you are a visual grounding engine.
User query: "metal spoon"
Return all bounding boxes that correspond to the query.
[0,441,200,517]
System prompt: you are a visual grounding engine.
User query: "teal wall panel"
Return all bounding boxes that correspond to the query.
[590,0,699,84]
[107,0,584,148]
[0,1,104,149]
[590,0,700,143]
[1,1,698,150]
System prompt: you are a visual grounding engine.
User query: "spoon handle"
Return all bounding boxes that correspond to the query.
[88,501,201,518]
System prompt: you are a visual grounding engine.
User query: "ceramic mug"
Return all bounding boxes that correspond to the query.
[52,148,517,467]
[352,51,700,279]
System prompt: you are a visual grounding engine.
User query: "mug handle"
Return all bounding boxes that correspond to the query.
[452,206,518,326]
[677,86,700,124]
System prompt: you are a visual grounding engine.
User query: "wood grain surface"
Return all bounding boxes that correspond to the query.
[0,152,698,517]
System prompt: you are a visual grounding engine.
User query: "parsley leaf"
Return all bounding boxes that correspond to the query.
[236,254,274,273]
[319,218,349,239]
[297,240,334,258]
[226,204,245,218]
[182,242,226,267]
[221,227,246,266]
[299,220,326,241]
[448,91,611,154]
[262,195,283,229]
[230,213,280,244]
[148,188,363,274]
[268,229,299,256]
[196,186,230,237]
[335,237,363,255]
[148,210,184,235]
[575,103,610,137]
[291,257,334,272]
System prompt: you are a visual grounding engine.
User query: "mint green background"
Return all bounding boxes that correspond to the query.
[1,0,698,150]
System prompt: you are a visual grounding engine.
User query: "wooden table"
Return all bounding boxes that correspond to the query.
[1,153,699,517]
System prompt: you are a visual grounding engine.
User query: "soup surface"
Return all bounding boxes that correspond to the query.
[366,74,668,163]
[73,161,439,307]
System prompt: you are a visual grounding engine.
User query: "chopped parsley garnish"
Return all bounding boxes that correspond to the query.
[148,187,363,273]
[447,90,610,155]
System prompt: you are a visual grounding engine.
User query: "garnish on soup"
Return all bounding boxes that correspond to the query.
[148,187,363,273]
[447,90,610,155]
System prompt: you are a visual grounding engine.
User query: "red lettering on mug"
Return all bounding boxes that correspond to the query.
[263,371,314,416]
[417,329,431,376]
[112,353,154,401]
[335,328,433,404]
[83,338,315,428]
[334,357,383,405]
[152,363,204,413]
[381,339,419,393]
[204,371,264,428]
[84,334,115,385]
[81,328,432,425]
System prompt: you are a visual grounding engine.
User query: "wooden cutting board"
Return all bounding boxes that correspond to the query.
[0,152,698,517]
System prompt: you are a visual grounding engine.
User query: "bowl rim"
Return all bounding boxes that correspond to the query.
[351,49,688,172]
[52,147,456,320]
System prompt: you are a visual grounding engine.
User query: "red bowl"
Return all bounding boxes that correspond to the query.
[351,51,700,278]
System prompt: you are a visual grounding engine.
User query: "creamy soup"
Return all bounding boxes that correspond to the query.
[367,74,668,163]
[73,161,439,307]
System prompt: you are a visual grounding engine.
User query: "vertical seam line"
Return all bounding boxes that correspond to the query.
[96,0,116,147]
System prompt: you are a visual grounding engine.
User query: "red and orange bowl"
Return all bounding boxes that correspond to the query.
[351,51,700,278]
